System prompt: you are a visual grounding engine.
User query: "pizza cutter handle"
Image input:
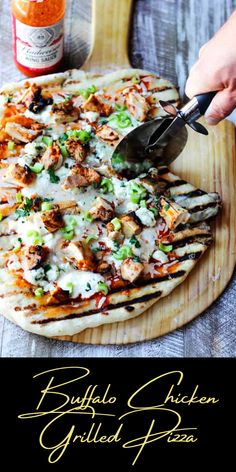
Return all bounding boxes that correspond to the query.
[181,91,218,123]
[195,91,217,115]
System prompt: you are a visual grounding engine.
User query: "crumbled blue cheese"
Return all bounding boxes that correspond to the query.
[152,249,169,264]
[135,207,156,226]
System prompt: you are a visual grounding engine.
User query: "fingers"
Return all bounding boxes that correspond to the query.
[204,88,236,124]
[185,60,215,99]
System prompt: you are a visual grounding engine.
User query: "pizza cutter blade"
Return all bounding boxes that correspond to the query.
[111,91,216,178]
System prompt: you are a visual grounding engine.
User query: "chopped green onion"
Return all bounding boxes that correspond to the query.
[114,103,127,111]
[8,140,15,151]
[129,182,146,204]
[0,213,3,222]
[66,282,74,295]
[164,203,170,211]
[66,216,77,228]
[111,153,125,171]
[83,211,94,222]
[29,163,44,174]
[42,136,53,146]
[129,236,141,248]
[133,256,141,263]
[131,75,140,84]
[78,84,97,100]
[140,199,147,208]
[97,281,109,295]
[13,238,22,252]
[61,226,75,241]
[59,132,69,143]
[58,142,69,158]
[41,202,53,212]
[108,111,132,129]
[149,207,158,216]
[16,192,22,203]
[48,168,60,183]
[85,282,91,291]
[113,245,133,260]
[159,242,173,253]
[85,234,98,244]
[100,178,114,194]
[34,288,44,298]
[111,217,121,231]
[27,230,44,245]
[68,129,92,143]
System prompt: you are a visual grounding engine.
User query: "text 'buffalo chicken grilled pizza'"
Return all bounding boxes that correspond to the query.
[0,69,221,337]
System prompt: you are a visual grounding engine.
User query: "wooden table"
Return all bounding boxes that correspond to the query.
[0,0,235,357]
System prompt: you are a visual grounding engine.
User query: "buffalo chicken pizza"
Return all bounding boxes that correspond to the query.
[0,69,221,337]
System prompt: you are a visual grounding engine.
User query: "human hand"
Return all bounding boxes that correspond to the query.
[185,10,236,125]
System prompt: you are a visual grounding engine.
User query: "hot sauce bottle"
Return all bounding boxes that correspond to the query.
[11,0,66,77]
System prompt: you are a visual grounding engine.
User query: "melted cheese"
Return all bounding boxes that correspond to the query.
[57,270,105,299]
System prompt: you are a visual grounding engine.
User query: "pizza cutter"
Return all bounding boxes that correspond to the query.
[111,91,217,178]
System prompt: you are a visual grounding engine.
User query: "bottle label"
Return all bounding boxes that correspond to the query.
[12,16,64,71]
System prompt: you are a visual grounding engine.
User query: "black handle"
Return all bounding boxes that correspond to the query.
[195,91,217,115]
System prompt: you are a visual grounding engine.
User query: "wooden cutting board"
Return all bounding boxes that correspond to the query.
[56,0,236,344]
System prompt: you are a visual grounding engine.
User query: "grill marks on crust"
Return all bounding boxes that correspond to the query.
[0,166,220,329]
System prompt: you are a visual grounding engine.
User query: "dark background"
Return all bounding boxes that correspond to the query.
[1,358,233,468]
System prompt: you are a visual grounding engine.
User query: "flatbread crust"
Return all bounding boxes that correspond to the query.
[0,69,220,338]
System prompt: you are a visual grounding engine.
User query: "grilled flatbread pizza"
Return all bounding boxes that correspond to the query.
[0,69,221,337]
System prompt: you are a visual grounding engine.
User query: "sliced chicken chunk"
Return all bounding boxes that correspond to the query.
[3,163,35,186]
[63,240,95,271]
[41,144,63,170]
[24,245,49,270]
[56,200,80,215]
[52,99,79,123]
[65,138,87,162]
[106,221,124,244]
[96,261,112,274]
[159,197,190,230]
[20,84,53,113]
[41,205,65,233]
[89,196,114,222]
[63,164,101,189]
[5,121,42,143]
[96,125,120,146]
[121,258,144,283]
[82,94,112,116]
[125,90,149,121]
[120,214,142,238]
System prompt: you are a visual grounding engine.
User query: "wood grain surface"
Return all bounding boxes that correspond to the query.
[0,0,235,357]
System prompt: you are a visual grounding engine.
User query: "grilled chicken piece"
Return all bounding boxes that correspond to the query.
[125,90,149,121]
[89,196,114,222]
[20,84,53,113]
[52,99,79,123]
[41,205,64,233]
[96,125,120,146]
[82,94,112,116]
[63,240,95,271]
[24,245,49,270]
[65,138,87,162]
[3,163,35,186]
[139,176,159,193]
[159,197,190,230]
[96,261,112,274]
[5,122,42,143]
[46,285,68,305]
[120,214,142,238]
[106,221,124,244]
[63,164,101,189]
[120,258,144,283]
[56,200,79,215]
[41,144,63,170]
